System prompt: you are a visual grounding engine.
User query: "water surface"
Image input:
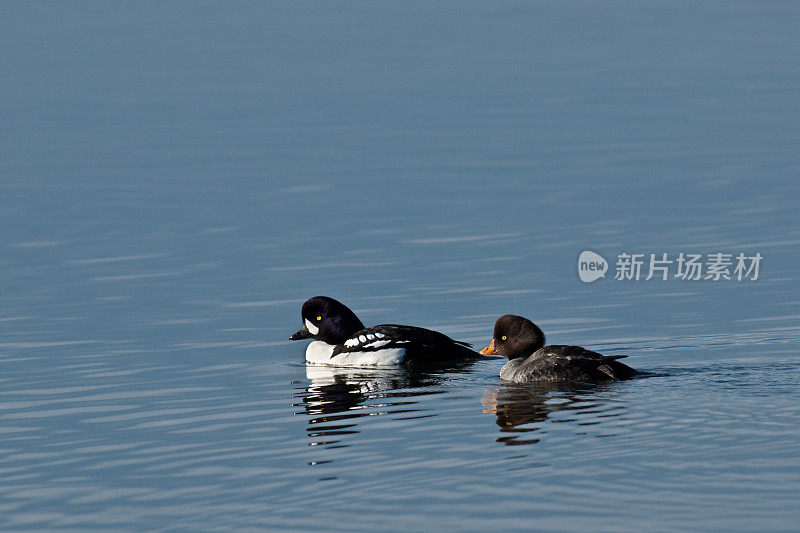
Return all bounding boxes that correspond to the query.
[1,2,799,531]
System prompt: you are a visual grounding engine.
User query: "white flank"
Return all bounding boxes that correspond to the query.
[305,341,406,367]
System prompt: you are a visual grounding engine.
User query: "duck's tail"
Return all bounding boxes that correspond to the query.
[597,354,638,379]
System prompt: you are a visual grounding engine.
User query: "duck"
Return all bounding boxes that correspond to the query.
[290,296,482,367]
[480,314,638,382]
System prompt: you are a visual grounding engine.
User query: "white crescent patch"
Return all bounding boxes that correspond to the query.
[304,318,319,336]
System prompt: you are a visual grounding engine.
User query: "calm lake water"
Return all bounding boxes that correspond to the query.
[2,2,799,531]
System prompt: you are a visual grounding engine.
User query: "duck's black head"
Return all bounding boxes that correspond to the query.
[289,296,366,345]
[480,314,545,360]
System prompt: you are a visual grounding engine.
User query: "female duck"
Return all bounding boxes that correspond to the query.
[480,315,638,382]
[291,296,480,367]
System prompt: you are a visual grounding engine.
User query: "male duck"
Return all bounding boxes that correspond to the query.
[291,296,481,366]
[480,314,638,382]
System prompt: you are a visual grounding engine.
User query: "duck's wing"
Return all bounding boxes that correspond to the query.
[331,324,476,360]
[330,326,408,357]
[547,346,638,379]
[523,345,633,381]
[374,324,473,348]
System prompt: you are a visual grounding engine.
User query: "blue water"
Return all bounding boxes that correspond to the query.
[1,2,799,531]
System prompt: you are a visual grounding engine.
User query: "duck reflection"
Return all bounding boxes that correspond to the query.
[482,382,621,446]
[295,364,465,449]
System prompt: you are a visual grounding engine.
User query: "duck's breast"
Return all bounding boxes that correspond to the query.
[305,341,336,364]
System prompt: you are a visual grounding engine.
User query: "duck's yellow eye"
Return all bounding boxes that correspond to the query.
[316,315,322,321]
[501,335,507,341]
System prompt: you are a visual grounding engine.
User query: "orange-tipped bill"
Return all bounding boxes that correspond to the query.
[480,339,500,355]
